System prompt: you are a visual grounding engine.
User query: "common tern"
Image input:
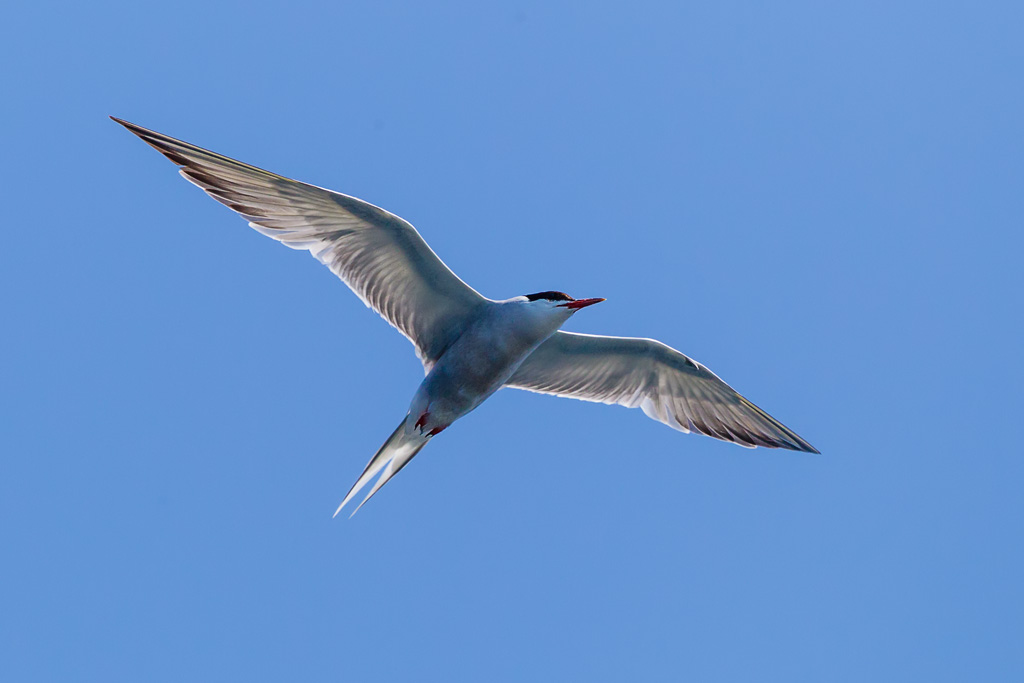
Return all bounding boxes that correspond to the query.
[113,116,819,516]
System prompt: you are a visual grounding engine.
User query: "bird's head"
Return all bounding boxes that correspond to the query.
[522,291,605,313]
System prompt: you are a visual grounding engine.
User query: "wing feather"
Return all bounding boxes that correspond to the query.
[113,117,487,368]
[507,331,819,453]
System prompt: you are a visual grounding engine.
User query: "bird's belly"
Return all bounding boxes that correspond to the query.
[426,352,515,414]
[415,329,538,424]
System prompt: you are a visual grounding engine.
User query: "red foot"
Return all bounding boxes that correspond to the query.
[415,411,429,431]
[427,425,448,437]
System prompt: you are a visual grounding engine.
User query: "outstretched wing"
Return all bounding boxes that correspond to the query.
[507,331,819,452]
[113,117,487,368]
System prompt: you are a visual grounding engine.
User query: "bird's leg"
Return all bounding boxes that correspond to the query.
[413,409,448,437]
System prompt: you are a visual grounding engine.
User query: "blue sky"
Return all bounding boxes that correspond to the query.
[3,1,1022,680]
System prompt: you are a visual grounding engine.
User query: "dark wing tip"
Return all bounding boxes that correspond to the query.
[110,116,170,154]
[110,115,140,131]
[766,430,819,454]
[774,427,820,454]
[782,440,821,454]
[772,431,820,454]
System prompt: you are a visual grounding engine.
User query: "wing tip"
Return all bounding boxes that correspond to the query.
[778,429,820,454]
[771,435,820,454]
[765,434,820,454]
[110,115,141,133]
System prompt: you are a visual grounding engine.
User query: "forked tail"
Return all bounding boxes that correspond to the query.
[333,415,429,517]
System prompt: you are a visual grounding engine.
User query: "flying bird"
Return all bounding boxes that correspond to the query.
[112,116,819,515]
